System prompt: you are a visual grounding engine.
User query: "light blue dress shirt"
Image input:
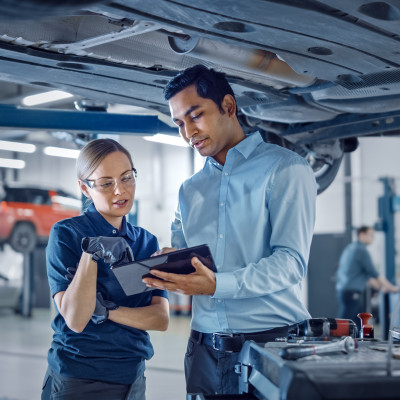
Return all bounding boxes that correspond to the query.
[171,131,317,333]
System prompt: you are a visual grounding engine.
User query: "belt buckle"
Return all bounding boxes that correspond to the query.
[212,332,234,351]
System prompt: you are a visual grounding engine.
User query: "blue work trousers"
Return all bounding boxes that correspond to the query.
[337,289,364,331]
[184,335,240,396]
[41,367,146,400]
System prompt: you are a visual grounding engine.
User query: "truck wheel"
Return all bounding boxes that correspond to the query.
[9,223,37,253]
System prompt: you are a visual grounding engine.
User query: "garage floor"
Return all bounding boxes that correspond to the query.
[0,307,190,400]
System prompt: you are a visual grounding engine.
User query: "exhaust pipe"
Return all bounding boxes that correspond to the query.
[168,35,316,87]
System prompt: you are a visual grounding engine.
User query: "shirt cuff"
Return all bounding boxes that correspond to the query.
[152,289,169,299]
[50,284,69,298]
[213,272,237,298]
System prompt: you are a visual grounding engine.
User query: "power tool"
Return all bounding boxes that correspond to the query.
[288,318,358,338]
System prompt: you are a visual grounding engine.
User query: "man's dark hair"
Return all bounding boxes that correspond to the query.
[163,64,236,114]
[357,226,372,236]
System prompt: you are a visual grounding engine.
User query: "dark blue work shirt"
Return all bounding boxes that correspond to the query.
[46,203,168,384]
[336,240,379,292]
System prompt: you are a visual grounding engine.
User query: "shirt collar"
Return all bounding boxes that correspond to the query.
[85,202,132,239]
[233,131,263,159]
[207,131,263,168]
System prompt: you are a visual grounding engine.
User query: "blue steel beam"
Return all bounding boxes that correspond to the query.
[0,105,177,136]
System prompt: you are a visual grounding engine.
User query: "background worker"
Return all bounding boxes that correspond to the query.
[42,139,169,400]
[143,64,317,395]
[336,225,398,331]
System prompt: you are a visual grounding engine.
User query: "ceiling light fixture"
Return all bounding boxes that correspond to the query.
[0,158,25,169]
[0,140,36,153]
[143,134,187,147]
[43,146,80,159]
[22,90,73,106]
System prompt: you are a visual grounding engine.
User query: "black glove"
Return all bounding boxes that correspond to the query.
[64,267,118,324]
[91,291,119,324]
[81,236,134,266]
[65,266,77,282]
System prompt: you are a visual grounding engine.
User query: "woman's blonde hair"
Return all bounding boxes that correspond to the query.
[76,138,134,180]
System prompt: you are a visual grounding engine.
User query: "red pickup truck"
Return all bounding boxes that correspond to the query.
[0,183,81,253]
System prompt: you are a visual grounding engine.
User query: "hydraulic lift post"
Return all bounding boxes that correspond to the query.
[375,177,400,339]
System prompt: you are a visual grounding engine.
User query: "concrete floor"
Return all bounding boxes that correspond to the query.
[0,307,190,400]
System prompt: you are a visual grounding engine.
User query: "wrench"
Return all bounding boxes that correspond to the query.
[280,336,355,360]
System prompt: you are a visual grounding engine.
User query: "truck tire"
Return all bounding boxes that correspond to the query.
[9,222,37,253]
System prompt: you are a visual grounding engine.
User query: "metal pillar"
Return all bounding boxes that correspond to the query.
[343,152,353,243]
[21,251,33,317]
[375,177,400,339]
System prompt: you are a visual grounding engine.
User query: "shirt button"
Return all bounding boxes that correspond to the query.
[220,202,224,206]
[112,230,117,234]
[224,172,229,176]
[217,299,222,303]
[219,234,224,239]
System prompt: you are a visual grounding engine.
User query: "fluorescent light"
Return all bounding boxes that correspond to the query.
[44,146,80,159]
[0,158,25,169]
[0,140,36,153]
[144,134,188,147]
[22,90,73,106]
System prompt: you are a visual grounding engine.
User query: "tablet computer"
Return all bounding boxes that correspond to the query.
[111,244,216,296]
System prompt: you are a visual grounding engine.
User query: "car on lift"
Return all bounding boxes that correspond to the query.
[0,1,399,193]
[0,183,81,253]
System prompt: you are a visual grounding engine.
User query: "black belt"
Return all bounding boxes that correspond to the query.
[190,325,295,352]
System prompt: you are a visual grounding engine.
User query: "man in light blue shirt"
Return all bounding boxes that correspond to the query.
[143,65,317,395]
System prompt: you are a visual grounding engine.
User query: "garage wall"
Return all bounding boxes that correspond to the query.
[0,144,80,197]
[314,163,346,234]
[120,135,195,248]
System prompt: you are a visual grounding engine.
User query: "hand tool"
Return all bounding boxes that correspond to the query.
[280,336,355,360]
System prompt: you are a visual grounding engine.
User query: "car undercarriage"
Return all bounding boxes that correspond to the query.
[0,0,399,192]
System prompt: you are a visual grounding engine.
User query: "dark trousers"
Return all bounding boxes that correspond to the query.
[337,289,363,331]
[185,326,294,396]
[41,367,146,400]
[184,336,240,396]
